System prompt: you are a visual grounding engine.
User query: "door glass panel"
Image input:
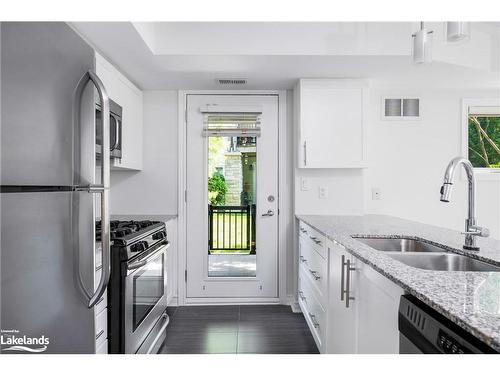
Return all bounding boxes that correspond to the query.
[132,253,165,331]
[207,135,257,277]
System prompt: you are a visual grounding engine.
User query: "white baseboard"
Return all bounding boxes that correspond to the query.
[286,294,301,313]
[183,297,281,305]
[290,302,301,313]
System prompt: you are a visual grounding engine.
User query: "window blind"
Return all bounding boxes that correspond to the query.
[202,112,261,137]
[469,106,500,116]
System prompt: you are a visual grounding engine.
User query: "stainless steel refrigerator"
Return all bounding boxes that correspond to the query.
[1,22,111,354]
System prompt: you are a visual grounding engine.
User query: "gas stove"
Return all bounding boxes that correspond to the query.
[96,220,167,260]
[103,219,170,354]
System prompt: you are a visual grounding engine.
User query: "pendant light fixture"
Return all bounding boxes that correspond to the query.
[446,22,470,42]
[412,22,434,64]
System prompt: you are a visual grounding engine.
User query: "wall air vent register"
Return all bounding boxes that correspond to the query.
[382,98,421,120]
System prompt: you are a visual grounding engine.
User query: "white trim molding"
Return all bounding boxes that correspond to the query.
[177,90,288,306]
[461,98,500,180]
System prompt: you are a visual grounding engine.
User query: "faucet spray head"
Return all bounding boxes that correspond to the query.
[440,183,452,202]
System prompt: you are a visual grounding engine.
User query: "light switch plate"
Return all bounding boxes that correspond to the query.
[300,177,310,191]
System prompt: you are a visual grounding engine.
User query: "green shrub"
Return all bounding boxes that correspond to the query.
[208,172,227,205]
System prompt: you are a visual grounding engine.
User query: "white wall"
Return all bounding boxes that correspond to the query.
[294,169,365,215]
[365,86,500,239]
[292,84,500,240]
[110,90,178,214]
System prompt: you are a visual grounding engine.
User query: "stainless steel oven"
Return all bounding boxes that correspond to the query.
[107,221,170,354]
[96,98,122,159]
[124,241,169,354]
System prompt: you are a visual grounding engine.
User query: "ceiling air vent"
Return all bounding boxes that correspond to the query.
[216,78,247,86]
[382,97,421,120]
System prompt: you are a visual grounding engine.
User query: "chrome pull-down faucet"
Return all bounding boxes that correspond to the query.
[439,157,489,250]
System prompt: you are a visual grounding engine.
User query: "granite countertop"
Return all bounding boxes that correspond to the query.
[296,214,500,351]
[110,214,177,223]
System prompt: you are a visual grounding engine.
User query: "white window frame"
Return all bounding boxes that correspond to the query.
[461,98,500,180]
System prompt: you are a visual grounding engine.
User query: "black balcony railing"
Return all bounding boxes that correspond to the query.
[208,204,256,253]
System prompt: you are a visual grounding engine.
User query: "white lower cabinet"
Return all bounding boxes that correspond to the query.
[326,240,357,353]
[297,220,404,354]
[298,271,327,351]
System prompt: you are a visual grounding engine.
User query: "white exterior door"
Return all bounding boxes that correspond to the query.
[185,94,279,301]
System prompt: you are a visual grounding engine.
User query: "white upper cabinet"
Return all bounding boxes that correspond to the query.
[95,53,143,171]
[295,79,366,168]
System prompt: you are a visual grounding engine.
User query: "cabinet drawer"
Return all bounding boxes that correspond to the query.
[299,221,326,259]
[298,270,327,351]
[96,339,108,354]
[94,293,107,315]
[299,239,328,300]
[95,308,108,348]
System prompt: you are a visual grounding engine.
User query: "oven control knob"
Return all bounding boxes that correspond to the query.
[131,241,147,253]
[153,231,166,240]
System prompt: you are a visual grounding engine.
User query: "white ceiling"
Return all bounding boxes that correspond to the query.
[71,22,500,90]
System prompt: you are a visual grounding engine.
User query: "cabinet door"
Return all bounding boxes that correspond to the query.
[327,240,357,353]
[298,80,364,168]
[356,261,403,354]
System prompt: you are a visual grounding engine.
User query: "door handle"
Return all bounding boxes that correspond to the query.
[73,70,111,309]
[110,116,120,151]
[262,209,275,217]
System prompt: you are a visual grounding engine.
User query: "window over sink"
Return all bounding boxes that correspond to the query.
[463,99,500,178]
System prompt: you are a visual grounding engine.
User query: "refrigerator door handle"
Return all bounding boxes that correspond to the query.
[74,70,111,309]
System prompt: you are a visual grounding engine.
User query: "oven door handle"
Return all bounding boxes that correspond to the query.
[110,115,120,151]
[127,260,147,271]
[126,242,170,274]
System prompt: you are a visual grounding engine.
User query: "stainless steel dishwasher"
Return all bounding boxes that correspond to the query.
[398,295,497,354]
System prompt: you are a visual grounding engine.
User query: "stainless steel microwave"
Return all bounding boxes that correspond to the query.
[96,98,122,159]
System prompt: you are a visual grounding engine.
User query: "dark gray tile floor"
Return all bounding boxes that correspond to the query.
[159,305,319,354]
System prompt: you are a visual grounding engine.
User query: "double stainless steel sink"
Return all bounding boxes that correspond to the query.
[352,237,500,272]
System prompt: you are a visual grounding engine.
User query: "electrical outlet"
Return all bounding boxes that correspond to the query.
[319,186,328,199]
[372,187,381,200]
[300,177,310,191]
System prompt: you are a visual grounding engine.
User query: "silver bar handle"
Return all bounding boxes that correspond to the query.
[298,290,306,301]
[308,313,319,328]
[127,260,147,270]
[345,258,355,308]
[95,329,105,340]
[126,242,170,275]
[303,141,307,166]
[341,254,346,301]
[74,70,111,309]
[309,269,321,280]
